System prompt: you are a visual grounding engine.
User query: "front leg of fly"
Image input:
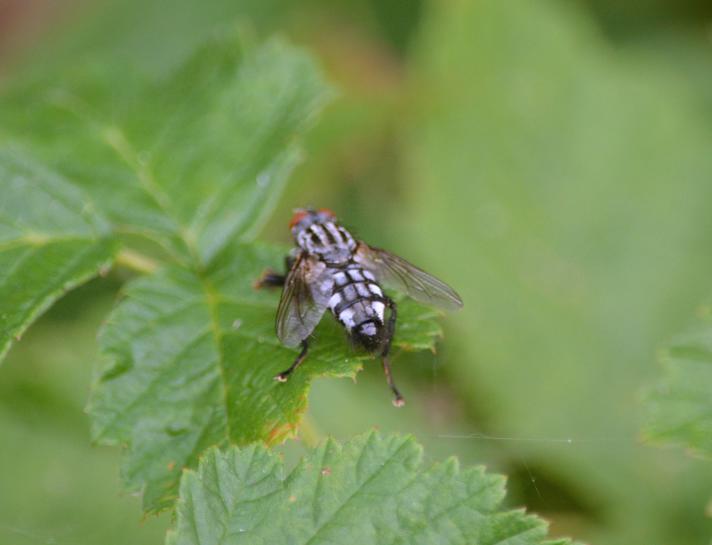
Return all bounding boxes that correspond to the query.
[254,254,297,288]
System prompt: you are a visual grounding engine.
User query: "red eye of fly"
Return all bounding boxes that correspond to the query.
[318,208,336,219]
[289,209,310,229]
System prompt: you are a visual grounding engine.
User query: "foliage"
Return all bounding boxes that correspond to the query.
[89,243,440,512]
[405,0,712,543]
[0,31,330,368]
[644,311,712,459]
[0,149,115,359]
[2,0,712,543]
[0,33,330,266]
[0,287,170,545]
[167,431,571,545]
[0,23,445,521]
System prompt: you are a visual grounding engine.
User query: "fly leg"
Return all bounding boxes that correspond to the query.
[254,271,286,288]
[274,339,309,382]
[254,255,296,288]
[381,297,404,407]
[257,252,308,382]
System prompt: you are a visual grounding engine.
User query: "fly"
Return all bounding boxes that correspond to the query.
[255,208,463,406]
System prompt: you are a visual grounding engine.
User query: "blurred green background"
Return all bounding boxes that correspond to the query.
[1,0,712,544]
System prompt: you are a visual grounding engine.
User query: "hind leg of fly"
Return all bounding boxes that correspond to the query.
[274,339,309,382]
[381,297,404,407]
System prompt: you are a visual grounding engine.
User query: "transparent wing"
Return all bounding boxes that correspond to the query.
[356,243,463,310]
[276,253,334,347]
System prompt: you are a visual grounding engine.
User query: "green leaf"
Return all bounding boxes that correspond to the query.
[644,312,712,459]
[1,31,333,266]
[88,243,442,513]
[167,431,570,545]
[0,29,331,365]
[0,147,116,361]
[2,16,455,528]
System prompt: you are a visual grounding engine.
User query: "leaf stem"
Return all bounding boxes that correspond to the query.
[115,249,160,274]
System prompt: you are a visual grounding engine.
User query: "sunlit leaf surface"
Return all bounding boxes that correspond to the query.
[0,148,116,360]
[1,33,332,265]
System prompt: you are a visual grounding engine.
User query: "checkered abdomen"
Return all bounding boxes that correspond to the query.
[328,265,386,341]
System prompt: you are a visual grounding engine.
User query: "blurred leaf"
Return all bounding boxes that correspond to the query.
[167,431,571,545]
[644,312,712,458]
[0,287,168,545]
[0,148,116,362]
[88,243,442,513]
[0,26,334,369]
[406,0,712,543]
[1,32,332,265]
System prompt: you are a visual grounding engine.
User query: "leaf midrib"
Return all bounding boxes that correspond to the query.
[301,435,412,545]
[58,90,257,454]
[201,273,234,444]
[54,89,203,265]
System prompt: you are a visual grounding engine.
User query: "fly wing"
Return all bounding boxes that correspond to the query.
[276,252,334,347]
[356,243,463,310]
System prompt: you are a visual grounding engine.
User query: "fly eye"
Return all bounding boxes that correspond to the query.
[289,209,310,229]
[317,208,336,220]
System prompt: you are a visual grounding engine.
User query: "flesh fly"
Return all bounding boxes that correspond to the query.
[256,208,463,406]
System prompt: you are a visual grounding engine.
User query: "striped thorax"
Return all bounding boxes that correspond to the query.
[294,216,356,265]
